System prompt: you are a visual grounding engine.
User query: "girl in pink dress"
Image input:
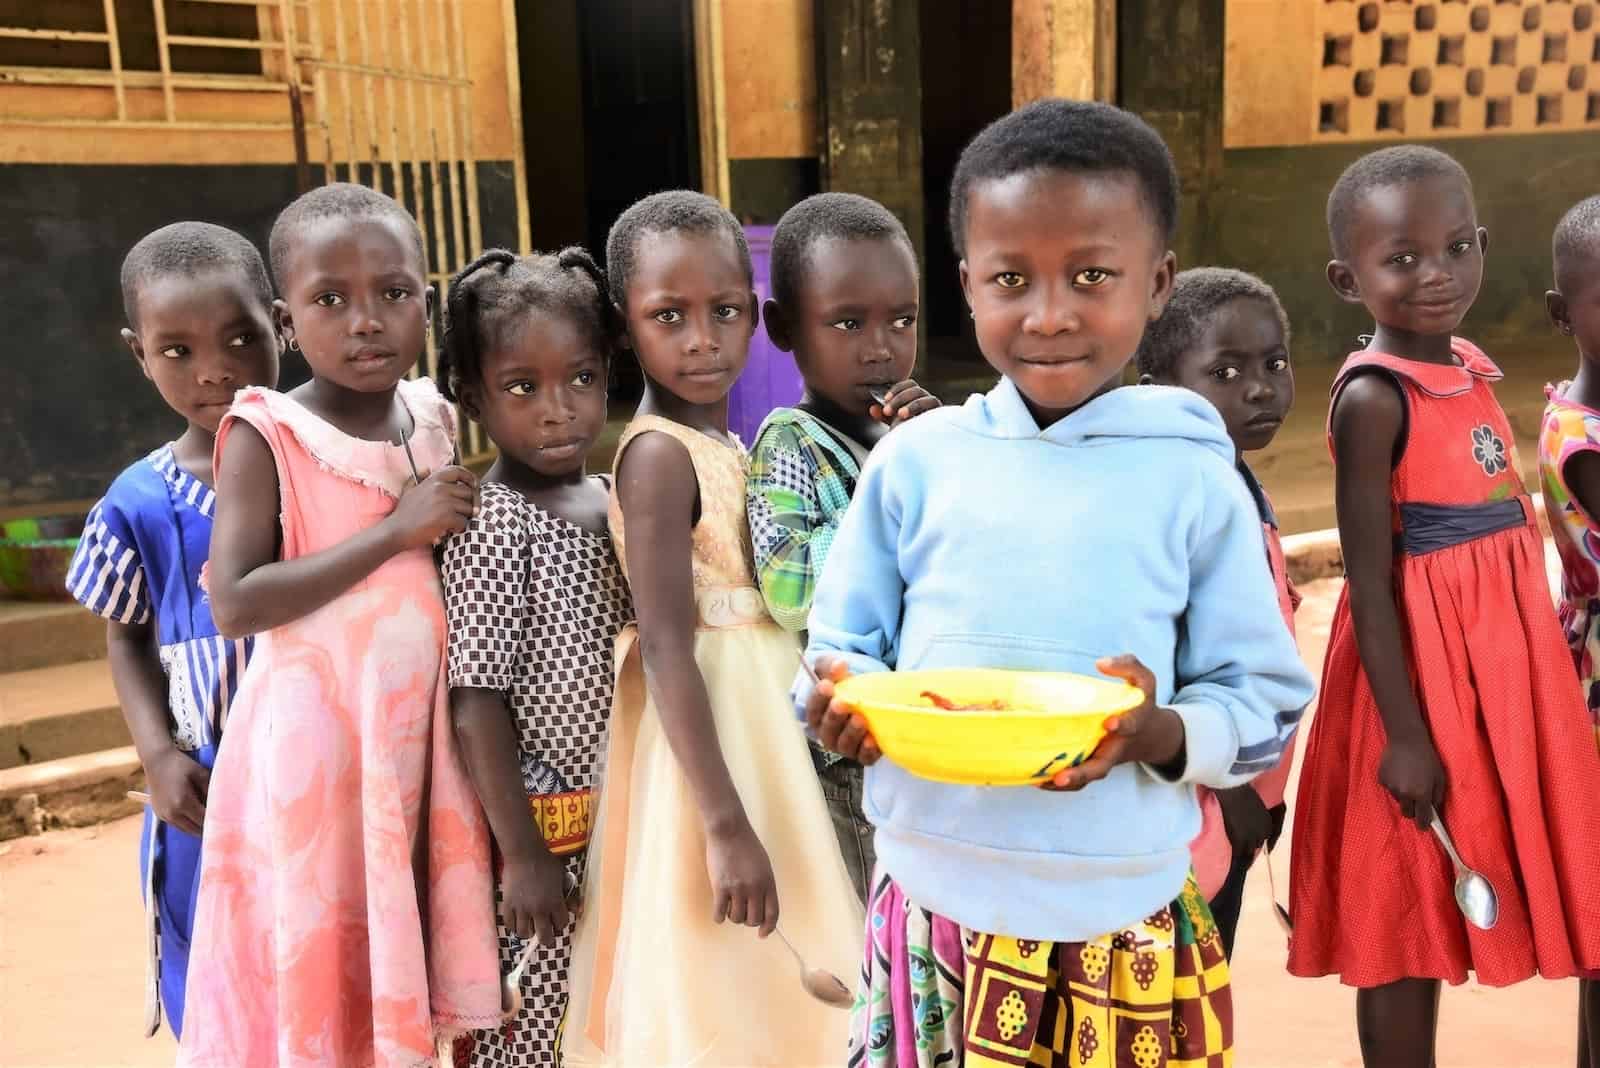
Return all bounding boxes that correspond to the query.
[178,183,500,1068]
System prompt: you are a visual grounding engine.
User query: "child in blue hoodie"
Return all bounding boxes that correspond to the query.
[798,100,1315,1068]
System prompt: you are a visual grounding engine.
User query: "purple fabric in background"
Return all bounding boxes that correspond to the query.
[727,225,804,447]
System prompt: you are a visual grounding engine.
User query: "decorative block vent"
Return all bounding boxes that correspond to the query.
[1307,0,1600,141]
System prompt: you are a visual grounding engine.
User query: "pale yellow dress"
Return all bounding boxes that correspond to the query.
[562,415,863,1066]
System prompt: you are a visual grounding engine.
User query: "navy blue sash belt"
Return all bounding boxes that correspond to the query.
[1396,497,1531,556]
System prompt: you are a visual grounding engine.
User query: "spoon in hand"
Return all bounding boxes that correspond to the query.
[774,925,853,1008]
[1430,813,1499,930]
[500,870,581,1021]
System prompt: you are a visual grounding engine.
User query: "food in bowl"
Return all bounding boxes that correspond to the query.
[919,691,1012,712]
[833,668,1144,787]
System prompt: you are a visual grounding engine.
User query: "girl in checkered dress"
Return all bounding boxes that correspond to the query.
[437,247,633,1068]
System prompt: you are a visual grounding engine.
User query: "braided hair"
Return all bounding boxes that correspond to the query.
[438,245,622,402]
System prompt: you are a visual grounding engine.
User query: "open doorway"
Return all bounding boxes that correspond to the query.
[918,0,1011,378]
[514,0,701,400]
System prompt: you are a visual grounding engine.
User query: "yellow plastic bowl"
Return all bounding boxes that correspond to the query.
[832,668,1143,786]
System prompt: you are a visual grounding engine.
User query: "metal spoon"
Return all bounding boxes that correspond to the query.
[774,925,853,1009]
[396,425,423,485]
[1430,814,1499,930]
[500,870,581,1021]
[500,938,540,1021]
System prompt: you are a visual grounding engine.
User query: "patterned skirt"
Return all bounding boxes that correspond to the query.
[850,869,1232,1068]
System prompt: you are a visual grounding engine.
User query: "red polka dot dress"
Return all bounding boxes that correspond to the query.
[1287,339,1600,988]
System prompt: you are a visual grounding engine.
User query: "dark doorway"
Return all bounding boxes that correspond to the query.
[918,0,1010,372]
[515,0,701,399]
[575,0,702,261]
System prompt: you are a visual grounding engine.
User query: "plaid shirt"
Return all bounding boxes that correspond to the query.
[746,407,865,634]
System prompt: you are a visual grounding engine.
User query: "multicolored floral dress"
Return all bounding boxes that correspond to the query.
[177,379,501,1068]
[1288,341,1600,988]
[852,872,1232,1068]
[442,479,633,1067]
[1539,380,1600,742]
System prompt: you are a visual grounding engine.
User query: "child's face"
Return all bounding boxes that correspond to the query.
[464,314,607,479]
[778,235,918,417]
[621,229,757,407]
[1550,248,1600,364]
[1328,175,1486,338]
[1166,298,1294,454]
[123,267,281,434]
[959,168,1174,426]
[276,215,433,393]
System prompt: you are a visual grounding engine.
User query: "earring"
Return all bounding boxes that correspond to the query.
[969,310,975,319]
[288,338,300,351]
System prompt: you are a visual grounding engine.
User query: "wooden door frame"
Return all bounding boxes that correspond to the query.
[1012,0,1118,106]
[692,0,730,204]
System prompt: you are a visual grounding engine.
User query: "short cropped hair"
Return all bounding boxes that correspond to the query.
[120,221,273,328]
[1326,145,1472,260]
[769,192,915,310]
[604,189,752,310]
[1136,267,1290,381]
[1553,194,1600,293]
[948,98,1179,257]
[268,181,426,289]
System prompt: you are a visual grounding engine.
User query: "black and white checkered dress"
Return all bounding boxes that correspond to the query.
[442,479,632,1068]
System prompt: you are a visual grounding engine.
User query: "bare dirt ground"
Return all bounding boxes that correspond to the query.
[0,575,1583,1066]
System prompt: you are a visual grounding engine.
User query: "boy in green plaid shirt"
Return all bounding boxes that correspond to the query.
[747,193,939,901]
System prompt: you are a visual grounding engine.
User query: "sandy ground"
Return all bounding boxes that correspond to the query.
[0,576,1583,1066]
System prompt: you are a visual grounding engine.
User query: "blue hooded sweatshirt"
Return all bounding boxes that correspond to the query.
[799,377,1316,941]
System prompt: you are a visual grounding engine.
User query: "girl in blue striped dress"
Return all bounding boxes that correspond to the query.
[65,222,281,1039]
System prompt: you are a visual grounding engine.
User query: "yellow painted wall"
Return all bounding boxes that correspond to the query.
[721,0,817,159]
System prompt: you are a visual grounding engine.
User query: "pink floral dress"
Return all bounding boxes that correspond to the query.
[1540,380,1600,738]
[178,378,500,1068]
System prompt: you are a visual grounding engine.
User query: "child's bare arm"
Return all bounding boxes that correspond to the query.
[207,422,475,637]
[105,618,208,836]
[451,688,569,944]
[1332,374,1444,828]
[618,431,778,935]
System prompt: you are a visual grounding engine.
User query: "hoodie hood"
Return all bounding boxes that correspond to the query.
[953,376,1236,463]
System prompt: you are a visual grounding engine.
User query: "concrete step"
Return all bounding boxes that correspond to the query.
[0,600,104,674]
[0,745,144,839]
[0,659,127,770]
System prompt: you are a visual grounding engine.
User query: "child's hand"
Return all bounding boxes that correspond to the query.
[1379,731,1446,829]
[1044,655,1184,791]
[500,849,572,946]
[386,465,478,550]
[1217,786,1273,858]
[145,746,210,837]
[705,820,780,936]
[873,379,941,424]
[802,657,883,765]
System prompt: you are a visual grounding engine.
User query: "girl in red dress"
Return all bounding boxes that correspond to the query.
[1287,145,1600,1067]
